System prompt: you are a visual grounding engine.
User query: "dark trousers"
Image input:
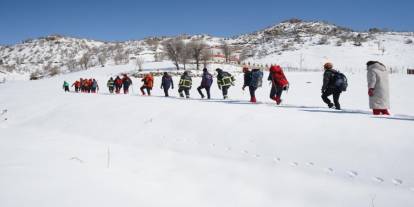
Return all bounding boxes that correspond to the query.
[115,86,121,93]
[322,88,341,109]
[75,87,79,93]
[140,86,151,95]
[123,86,129,94]
[162,87,170,97]
[178,87,190,98]
[108,87,114,93]
[197,86,211,99]
[221,85,230,99]
[270,85,283,100]
[249,86,257,98]
[64,86,69,92]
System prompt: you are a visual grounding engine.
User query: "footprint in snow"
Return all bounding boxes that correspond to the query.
[392,179,403,185]
[325,168,334,174]
[226,147,232,151]
[243,150,249,154]
[273,157,281,162]
[290,162,299,167]
[372,177,384,183]
[306,162,315,166]
[346,170,358,178]
[254,154,260,158]
[211,144,216,148]
[69,157,84,163]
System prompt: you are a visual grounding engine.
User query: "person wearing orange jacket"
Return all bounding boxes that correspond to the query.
[140,73,154,96]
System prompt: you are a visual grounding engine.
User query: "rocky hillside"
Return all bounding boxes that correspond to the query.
[1,19,413,80]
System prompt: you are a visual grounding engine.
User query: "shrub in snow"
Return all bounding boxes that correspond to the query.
[405,39,413,44]
[317,36,329,45]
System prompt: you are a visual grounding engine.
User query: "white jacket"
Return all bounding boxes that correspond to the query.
[367,62,390,109]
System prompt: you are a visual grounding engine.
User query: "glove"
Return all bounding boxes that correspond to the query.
[368,88,374,97]
[321,89,325,93]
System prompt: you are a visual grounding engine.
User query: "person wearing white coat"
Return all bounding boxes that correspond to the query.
[367,61,390,115]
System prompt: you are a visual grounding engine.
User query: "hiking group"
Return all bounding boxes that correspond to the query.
[63,60,391,116]
[65,78,99,93]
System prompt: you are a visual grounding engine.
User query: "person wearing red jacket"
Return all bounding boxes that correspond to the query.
[72,80,81,93]
[268,65,289,105]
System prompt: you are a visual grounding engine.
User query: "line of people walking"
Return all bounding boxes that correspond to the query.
[62,60,391,116]
[66,78,99,93]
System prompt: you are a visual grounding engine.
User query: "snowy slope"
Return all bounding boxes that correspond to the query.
[0,63,413,207]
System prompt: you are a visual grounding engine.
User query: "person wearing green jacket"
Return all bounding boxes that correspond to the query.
[63,81,70,92]
[107,77,115,93]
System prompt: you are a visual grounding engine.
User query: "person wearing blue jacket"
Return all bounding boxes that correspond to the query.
[197,68,213,99]
[161,72,174,97]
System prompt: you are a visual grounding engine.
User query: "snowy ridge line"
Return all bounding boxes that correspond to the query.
[155,134,414,193]
[88,92,414,120]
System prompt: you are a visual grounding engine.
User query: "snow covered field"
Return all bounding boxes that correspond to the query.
[0,63,413,207]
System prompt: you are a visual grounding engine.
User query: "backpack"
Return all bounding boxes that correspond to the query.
[204,73,213,86]
[334,72,348,92]
[250,70,263,88]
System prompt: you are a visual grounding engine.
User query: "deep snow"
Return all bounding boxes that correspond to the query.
[0,63,413,207]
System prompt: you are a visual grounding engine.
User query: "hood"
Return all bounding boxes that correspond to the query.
[368,62,387,72]
[270,65,282,73]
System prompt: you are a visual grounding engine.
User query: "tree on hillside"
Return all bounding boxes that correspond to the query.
[114,49,129,65]
[188,40,207,70]
[221,42,233,63]
[79,53,91,69]
[180,43,193,70]
[135,56,144,71]
[163,39,184,70]
[98,49,108,67]
[201,48,213,68]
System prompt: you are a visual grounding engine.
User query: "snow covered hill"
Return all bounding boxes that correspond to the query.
[0,62,413,207]
[1,19,414,80]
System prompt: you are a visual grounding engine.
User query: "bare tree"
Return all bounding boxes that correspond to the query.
[66,59,78,72]
[79,53,91,69]
[201,48,213,68]
[180,43,192,70]
[163,39,184,70]
[221,41,233,63]
[135,56,144,71]
[114,49,129,65]
[98,49,108,67]
[188,40,207,70]
[238,48,252,64]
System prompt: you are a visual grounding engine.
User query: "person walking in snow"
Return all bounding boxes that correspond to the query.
[72,80,81,93]
[107,77,115,94]
[178,71,192,98]
[91,79,99,93]
[161,72,174,97]
[268,65,289,105]
[114,76,123,94]
[63,81,70,92]
[140,73,154,96]
[197,68,213,99]
[121,74,132,94]
[244,67,263,103]
[216,68,235,99]
[84,79,92,93]
[321,63,342,110]
[367,61,390,115]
